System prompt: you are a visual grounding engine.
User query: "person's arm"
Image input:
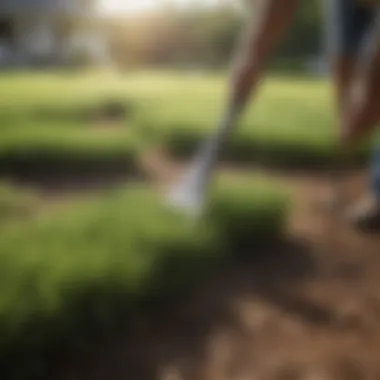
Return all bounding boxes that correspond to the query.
[341,12,380,145]
[229,0,300,108]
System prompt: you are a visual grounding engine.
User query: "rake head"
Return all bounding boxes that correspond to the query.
[163,103,241,218]
[165,158,209,218]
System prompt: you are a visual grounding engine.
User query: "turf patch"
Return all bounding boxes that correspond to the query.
[0,72,141,181]
[0,178,288,379]
[0,183,38,222]
[0,121,141,185]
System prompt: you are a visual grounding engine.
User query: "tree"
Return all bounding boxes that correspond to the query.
[102,0,322,70]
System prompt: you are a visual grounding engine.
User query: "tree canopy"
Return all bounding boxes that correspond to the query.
[103,0,322,69]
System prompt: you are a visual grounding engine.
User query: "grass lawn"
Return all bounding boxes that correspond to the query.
[0,175,288,379]
[0,70,371,174]
[129,72,370,167]
[0,70,318,379]
[0,71,141,178]
[0,182,39,223]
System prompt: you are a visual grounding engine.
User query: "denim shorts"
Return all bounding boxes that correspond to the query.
[325,0,378,56]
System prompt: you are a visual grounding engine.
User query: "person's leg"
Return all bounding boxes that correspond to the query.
[327,0,375,124]
[348,145,380,231]
[328,0,380,230]
[367,14,380,205]
[345,9,380,231]
[371,146,380,200]
[348,18,380,231]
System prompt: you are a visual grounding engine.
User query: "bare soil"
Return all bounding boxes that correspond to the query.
[53,151,380,380]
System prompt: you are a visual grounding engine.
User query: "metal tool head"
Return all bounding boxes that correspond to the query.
[164,103,241,218]
[165,176,203,220]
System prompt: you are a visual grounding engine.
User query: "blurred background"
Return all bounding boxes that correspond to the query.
[0,0,322,71]
[2,1,380,380]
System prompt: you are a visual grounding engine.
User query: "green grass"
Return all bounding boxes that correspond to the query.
[0,123,139,177]
[0,176,288,379]
[0,71,141,177]
[132,73,370,167]
[0,70,371,174]
[0,183,38,223]
[0,71,297,378]
[207,175,289,251]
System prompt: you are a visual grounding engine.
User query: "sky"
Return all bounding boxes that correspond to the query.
[98,0,224,15]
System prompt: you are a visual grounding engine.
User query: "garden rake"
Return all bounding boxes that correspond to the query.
[163,2,306,218]
[164,33,253,218]
[165,101,243,218]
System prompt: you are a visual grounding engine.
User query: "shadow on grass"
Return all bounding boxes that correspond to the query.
[0,158,145,194]
[53,237,329,380]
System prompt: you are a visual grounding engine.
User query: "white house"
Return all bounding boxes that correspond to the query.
[0,0,107,67]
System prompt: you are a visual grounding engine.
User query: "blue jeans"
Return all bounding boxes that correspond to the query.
[327,0,375,55]
[328,0,380,200]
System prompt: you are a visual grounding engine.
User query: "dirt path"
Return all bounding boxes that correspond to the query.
[58,152,380,380]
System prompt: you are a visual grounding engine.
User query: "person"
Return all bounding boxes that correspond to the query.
[327,0,380,231]
[229,0,380,232]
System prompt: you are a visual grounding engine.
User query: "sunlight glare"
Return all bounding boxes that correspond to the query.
[100,0,160,14]
[99,0,224,15]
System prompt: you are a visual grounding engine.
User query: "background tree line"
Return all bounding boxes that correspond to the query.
[102,0,322,71]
